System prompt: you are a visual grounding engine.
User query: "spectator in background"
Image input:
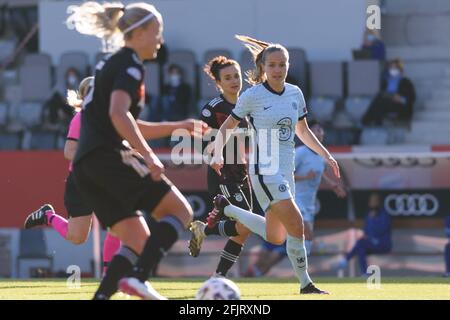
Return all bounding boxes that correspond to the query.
[336,192,392,276]
[65,67,82,91]
[245,122,346,277]
[42,67,83,131]
[444,215,450,277]
[161,64,191,121]
[361,29,386,61]
[362,58,416,126]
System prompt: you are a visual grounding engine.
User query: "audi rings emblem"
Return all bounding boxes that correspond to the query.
[384,194,439,216]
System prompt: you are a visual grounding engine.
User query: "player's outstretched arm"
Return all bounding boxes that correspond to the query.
[137,119,208,140]
[210,115,240,175]
[295,118,340,178]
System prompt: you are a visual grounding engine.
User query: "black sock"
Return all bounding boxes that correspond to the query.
[149,220,179,277]
[205,220,239,237]
[93,246,138,300]
[216,239,243,276]
[132,220,179,281]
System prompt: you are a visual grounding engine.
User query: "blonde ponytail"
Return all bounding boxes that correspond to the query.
[66,2,162,52]
[66,76,94,111]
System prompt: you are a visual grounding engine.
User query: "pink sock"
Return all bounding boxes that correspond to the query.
[102,233,121,275]
[46,211,68,238]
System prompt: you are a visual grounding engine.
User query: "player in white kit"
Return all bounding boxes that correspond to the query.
[209,35,341,294]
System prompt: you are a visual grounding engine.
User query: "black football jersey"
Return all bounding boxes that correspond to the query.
[74,47,145,163]
[200,95,249,183]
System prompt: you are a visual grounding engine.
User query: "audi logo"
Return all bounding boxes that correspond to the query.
[354,157,436,168]
[384,194,439,216]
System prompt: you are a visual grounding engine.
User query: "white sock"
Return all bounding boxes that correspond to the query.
[286,235,312,289]
[224,205,266,240]
[305,240,312,256]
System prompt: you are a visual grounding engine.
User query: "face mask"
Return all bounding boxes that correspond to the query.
[389,68,400,77]
[169,74,181,87]
[367,34,376,42]
[67,75,79,88]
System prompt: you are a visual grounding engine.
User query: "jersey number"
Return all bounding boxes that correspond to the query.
[277,117,292,141]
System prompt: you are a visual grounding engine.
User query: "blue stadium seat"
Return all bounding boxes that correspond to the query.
[56,51,90,95]
[17,102,43,128]
[23,53,52,67]
[144,61,160,97]
[32,131,57,150]
[345,61,381,126]
[286,47,308,90]
[16,229,53,278]
[308,62,343,123]
[0,132,21,150]
[360,127,389,145]
[0,102,8,128]
[19,64,52,102]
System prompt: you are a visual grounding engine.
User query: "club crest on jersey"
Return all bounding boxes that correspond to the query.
[279,184,287,192]
[292,102,298,110]
[202,108,212,117]
[234,193,243,202]
[127,67,142,81]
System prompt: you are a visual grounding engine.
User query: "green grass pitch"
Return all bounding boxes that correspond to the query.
[0,277,448,300]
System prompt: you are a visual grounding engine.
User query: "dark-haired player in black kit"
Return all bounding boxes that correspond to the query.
[67,2,207,299]
[189,56,258,277]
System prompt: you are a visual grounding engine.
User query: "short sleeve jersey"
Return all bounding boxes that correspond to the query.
[66,111,81,171]
[200,95,249,183]
[294,146,326,213]
[231,82,308,175]
[74,47,145,163]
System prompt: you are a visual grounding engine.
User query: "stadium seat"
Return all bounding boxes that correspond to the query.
[16,229,53,278]
[344,97,372,125]
[286,47,308,89]
[22,130,57,150]
[308,62,343,123]
[308,97,336,123]
[333,109,354,129]
[0,102,8,128]
[4,84,22,106]
[360,127,388,145]
[310,61,343,97]
[144,61,160,97]
[347,60,380,96]
[200,49,233,101]
[239,49,254,91]
[345,61,381,126]
[0,132,21,150]
[19,64,52,101]
[0,39,16,62]
[23,53,52,67]
[56,51,90,94]
[387,127,408,144]
[17,102,43,128]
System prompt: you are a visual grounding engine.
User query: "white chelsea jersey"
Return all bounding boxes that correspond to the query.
[231,82,308,176]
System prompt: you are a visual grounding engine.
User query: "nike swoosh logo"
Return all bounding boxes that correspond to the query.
[263,106,272,110]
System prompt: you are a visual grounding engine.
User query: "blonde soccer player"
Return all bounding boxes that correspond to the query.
[209,35,341,294]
